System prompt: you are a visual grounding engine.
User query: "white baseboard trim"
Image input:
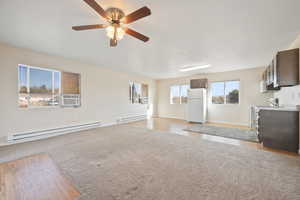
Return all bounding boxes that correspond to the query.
[117,114,147,124]
[6,121,102,146]
[207,120,249,127]
[101,122,117,127]
[0,121,122,147]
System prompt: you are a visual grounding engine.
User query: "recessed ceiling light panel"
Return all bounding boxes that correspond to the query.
[180,64,211,72]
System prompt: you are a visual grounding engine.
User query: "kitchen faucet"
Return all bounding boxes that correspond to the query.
[267,98,279,107]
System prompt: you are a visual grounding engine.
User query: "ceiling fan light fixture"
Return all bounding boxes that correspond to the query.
[73,0,151,47]
[106,26,125,40]
[117,27,125,40]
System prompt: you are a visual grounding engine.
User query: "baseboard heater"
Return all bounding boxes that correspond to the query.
[117,114,147,124]
[8,121,101,143]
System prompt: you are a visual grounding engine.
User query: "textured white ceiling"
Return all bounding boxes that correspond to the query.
[1,0,300,79]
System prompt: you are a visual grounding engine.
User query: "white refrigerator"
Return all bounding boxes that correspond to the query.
[187,88,207,123]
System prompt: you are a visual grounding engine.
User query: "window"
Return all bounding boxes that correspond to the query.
[170,84,189,104]
[211,81,239,104]
[225,81,239,104]
[129,82,148,104]
[211,82,225,104]
[18,65,81,108]
[18,65,61,108]
[170,85,180,104]
[141,84,149,104]
[180,84,189,104]
[61,72,81,107]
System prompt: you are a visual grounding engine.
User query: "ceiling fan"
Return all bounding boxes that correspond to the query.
[72,0,151,47]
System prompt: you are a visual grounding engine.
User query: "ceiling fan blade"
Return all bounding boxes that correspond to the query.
[123,6,151,24]
[125,28,149,42]
[72,24,107,31]
[83,0,108,19]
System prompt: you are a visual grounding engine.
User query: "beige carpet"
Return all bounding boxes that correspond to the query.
[0,125,299,200]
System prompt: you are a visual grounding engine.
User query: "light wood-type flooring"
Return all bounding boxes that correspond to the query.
[129,117,299,157]
[0,153,80,200]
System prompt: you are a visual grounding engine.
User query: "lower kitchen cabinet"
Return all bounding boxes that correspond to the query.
[259,110,299,153]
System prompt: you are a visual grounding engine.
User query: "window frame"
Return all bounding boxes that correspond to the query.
[18,64,62,109]
[170,84,190,105]
[211,80,240,105]
[129,81,149,105]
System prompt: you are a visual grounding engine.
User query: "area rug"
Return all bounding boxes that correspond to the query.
[184,124,259,142]
[0,125,299,200]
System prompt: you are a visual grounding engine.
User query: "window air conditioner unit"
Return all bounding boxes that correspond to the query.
[61,94,81,107]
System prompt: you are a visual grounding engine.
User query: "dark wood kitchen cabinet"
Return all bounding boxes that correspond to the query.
[274,48,299,87]
[190,79,208,89]
[261,48,299,91]
[259,110,299,153]
[264,61,279,91]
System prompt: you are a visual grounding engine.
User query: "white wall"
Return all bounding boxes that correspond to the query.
[0,43,157,141]
[157,67,272,126]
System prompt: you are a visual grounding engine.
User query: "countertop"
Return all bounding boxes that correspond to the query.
[255,106,300,112]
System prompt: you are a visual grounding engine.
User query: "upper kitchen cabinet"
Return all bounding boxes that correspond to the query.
[274,48,299,87]
[190,79,208,89]
[261,48,299,92]
[264,61,279,91]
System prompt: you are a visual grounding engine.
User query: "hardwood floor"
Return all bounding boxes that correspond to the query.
[129,117,299,157]
[0,154,80,200]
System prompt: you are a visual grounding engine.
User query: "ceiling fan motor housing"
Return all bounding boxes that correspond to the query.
[105,7,125,23]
